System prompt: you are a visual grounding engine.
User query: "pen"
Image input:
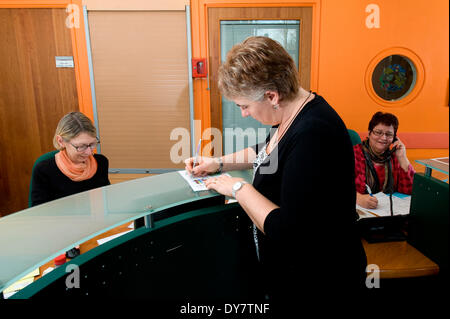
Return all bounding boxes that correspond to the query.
[192,139,202,169]
[365,184,373,197]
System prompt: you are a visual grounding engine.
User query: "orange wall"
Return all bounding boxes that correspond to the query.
[318,0,448,137]
[3,0,447,151]
[190,0,449,150]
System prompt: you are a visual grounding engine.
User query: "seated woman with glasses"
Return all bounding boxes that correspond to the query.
[354,111,415,209]
[31,111,110,257]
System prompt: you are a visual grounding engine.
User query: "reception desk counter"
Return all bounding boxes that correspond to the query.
[0,170,254,298]
[1,170,444,299]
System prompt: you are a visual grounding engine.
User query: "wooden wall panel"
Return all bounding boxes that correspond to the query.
[0,8,78,216]
[88,11,190,169]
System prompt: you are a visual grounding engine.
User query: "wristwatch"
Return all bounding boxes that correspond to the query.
[232,181,248,199]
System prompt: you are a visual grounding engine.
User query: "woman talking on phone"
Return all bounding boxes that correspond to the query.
[354,112,415,209]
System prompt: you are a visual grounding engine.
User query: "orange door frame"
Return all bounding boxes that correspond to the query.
[190,0,321,148]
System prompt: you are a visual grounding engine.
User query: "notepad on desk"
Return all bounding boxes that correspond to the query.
[356,192,411,219]
[3,268,40,298]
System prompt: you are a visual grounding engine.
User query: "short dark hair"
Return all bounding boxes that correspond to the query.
[368,112,399,135]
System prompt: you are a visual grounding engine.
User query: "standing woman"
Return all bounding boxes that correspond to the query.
[185,37,367,303]
[31,111,110,257]
[354,112,415,209]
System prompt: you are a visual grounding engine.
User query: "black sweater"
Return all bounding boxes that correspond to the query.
[31,154,110,207]
[253,94,367,298]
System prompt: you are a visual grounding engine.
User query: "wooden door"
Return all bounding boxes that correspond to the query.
[0,9,78,216]
[208,7,313,134]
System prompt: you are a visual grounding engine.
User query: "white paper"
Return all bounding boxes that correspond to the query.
[3,277,35,298]
[97,230,133,245]
[356,192,411,218]
[43,267,54,276]
[178,170,229,192]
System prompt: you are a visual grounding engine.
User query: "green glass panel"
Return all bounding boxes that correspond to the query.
[0,170,252,293]
[415,158,449,176]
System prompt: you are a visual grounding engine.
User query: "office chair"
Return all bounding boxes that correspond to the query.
[348,129,361,146]
[28,150,59,207]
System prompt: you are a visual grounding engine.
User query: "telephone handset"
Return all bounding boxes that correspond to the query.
[386,136,398,157]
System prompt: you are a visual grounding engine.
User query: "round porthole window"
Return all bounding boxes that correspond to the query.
[372,55,416,101]
[365,48,424,106]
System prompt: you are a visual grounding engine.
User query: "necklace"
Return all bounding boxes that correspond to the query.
[268,91,312,152]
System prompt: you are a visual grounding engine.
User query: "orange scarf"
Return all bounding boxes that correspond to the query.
[55,149,98,182]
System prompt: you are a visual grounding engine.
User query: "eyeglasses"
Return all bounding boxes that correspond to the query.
[69,139,100,152]
[371,130,394,139]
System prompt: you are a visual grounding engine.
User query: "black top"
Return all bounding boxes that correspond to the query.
[252,94,367,299]
[31,154,110,207]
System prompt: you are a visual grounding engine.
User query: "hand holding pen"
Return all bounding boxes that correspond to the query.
[184,139,221,177]
[363,184,378,209]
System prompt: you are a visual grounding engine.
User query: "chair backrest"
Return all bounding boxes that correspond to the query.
[28,150,59,207]
[408,173,449,272]
[348,129,361,146]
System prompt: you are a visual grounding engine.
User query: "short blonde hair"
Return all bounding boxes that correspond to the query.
[218,36,300,102]
[53,112,97,150]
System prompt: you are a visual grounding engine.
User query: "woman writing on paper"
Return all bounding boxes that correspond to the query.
[185,37,367,305]
[354,112,415,209]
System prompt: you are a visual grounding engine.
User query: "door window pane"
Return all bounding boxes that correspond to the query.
[220,20,300,154]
